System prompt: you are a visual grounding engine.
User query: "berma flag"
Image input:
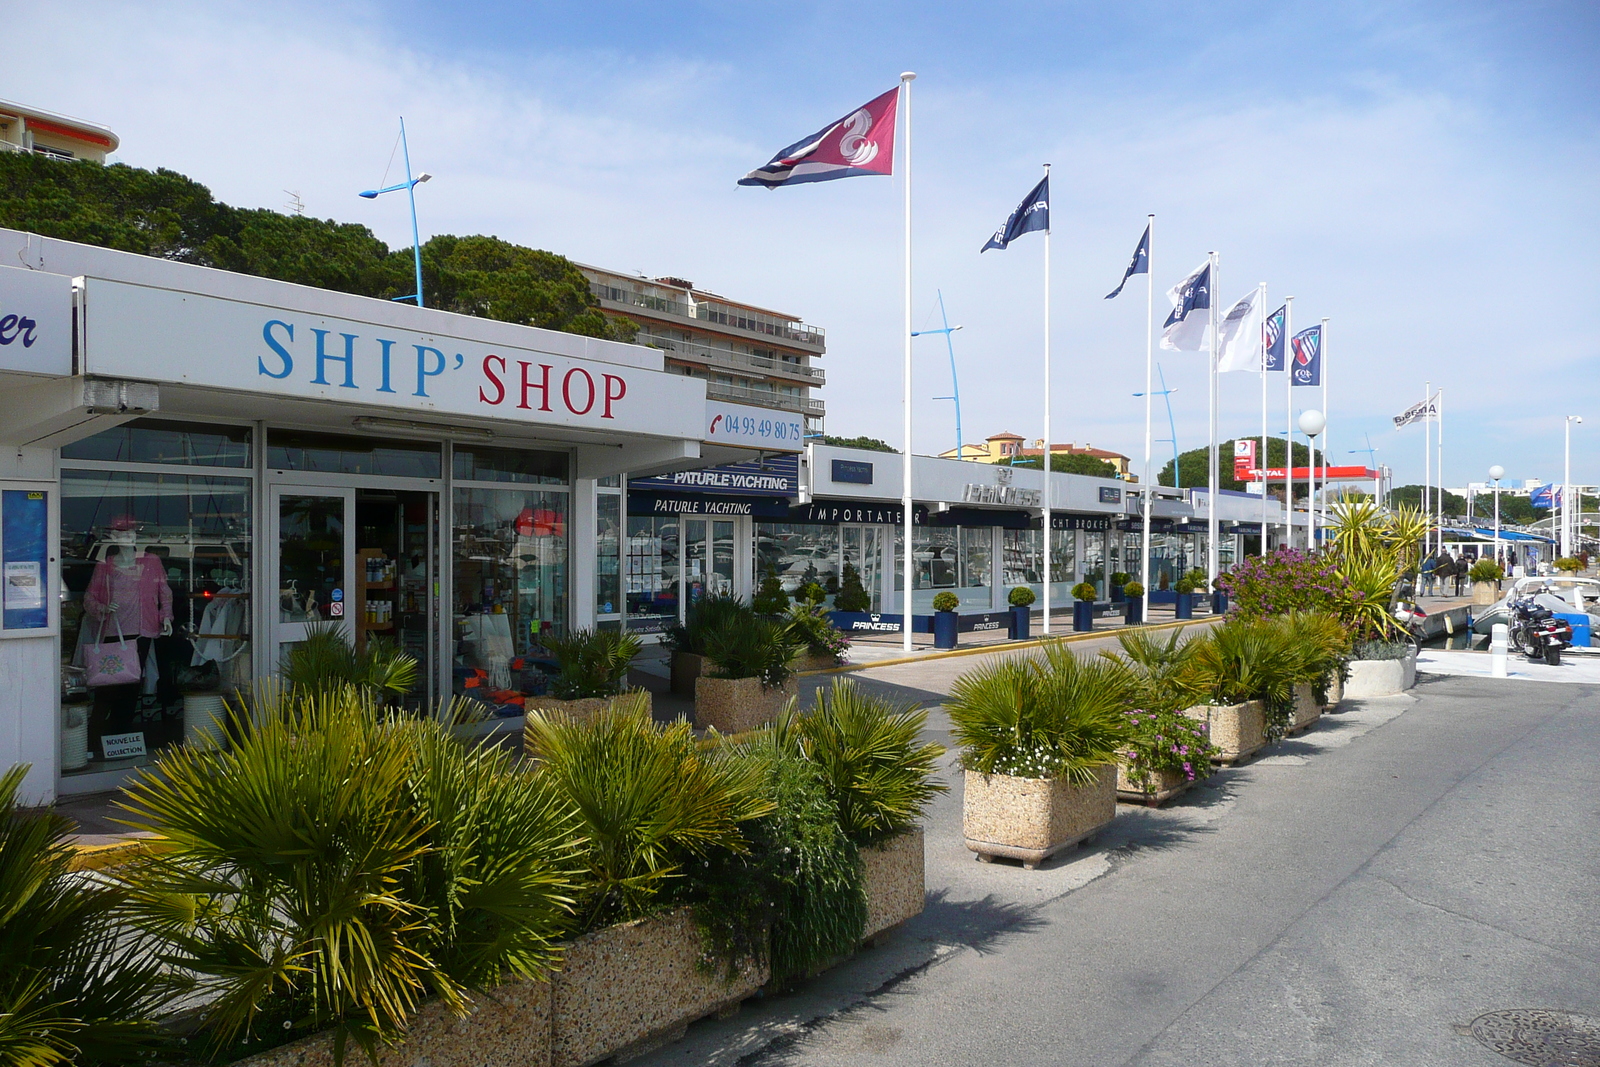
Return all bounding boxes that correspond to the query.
[1291,325,1322,386]
[980,175,1049,252]
[1105,223,1150,299]
[1393,395,1439,428]
[1264,304,1287,371]
[1216,289,1264,373]
[1160,261,1211,351]
[739,87,899,188]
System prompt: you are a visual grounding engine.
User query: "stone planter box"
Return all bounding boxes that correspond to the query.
[1343,654,1416,698]
[524,690,653,725]
[1287,682,1322,735]
[1115,763,1192,807]
[1182,700,1266,765]
[551,907,766,1067]
[1323,671,1344,710]
[1472,580,1501,606]
[962,766,1116,869]
[861,826,925,941]
[794,652,840,672]
[670,652,705,697]
[694,676,798,735]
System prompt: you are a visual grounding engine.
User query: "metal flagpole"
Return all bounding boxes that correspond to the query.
[1259,282,1269,554]
[1437,388,1444,554]
[1283,296,1294,547]
[1207,252,1220,586]
[1321,316,1330,531]
[1141,216,1154,624]
[1041,163,1052,635]
[900,72,916,653]
[1424,381,1431,558]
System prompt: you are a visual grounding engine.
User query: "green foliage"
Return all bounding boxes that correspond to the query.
[1173,575,1199,594]
[752,567,792,616]
[1122,580,1145,598]
[1190,618,1299,736]
[820,435,897,453]
[1281,612,1352,703]
[525,695,773,931]
[704,617,801,688]
[1007,586,1036,608]
[1071,582,1098,602]
[946,644,1136,783]
[1004,452,1119,477]
[797,581,828,607]
[784,601,850,663]
[1555,556,1583,573]
[1119,709,1218,793]
[663,593,751,656]
[791,681,946,847]
[1106,626,1206,715]
[544,627,643,699]
[119,688,582,1060]
[1469,559,1504,582]
[832,562,872,613]
[1110,572,1133,586]
[421,234,634,340]
[931,591,960,613]
[1390,484,1469,516]
[0,765,167,1067]
[1159,437,1321,493]
[282,623,419,702]
[1216,548,1342,618]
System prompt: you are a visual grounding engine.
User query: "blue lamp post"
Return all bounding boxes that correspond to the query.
[360,117,431,307]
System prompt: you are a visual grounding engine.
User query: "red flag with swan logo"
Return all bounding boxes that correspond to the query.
[739,86,899,188]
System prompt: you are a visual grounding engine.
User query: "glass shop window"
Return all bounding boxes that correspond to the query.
[267,430,441,479]
[625,515,678,634]
[58,470,252,777]
[61,418,251,468]
[596,493,621,616]
[452,446,568,485]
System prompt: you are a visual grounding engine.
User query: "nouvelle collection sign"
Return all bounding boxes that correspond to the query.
[0,265,72,377]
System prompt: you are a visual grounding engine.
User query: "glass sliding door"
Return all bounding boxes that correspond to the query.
[272,487,355,667]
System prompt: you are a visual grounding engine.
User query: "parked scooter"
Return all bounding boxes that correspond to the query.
[1508,595,1573,666]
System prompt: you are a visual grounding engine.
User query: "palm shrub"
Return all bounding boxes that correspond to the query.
[0,765,168,1067]
[282,622,419,702]
[946,644,1136,784]
[118,688,583,1062]
[833,562,872,612]
[704,616,802,689]
[525,694,774,931]
[544,627,643,699]
[663,593,751,656]
[784,601,850,664]
[1107,626,1206,714]
[1468,559,1504,583]
[1281,612,1351,703]
[790,680,946,847]
[1555,556,1582,573]
[1190,618,1299,738]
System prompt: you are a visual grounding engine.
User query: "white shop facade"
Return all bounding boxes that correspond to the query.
[0,230,793,802]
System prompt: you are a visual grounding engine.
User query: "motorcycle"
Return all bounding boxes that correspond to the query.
[1392,596,1428,652]
[1508,595,1573,666]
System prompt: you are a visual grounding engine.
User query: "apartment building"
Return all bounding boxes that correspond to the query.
[0,99,119,162]
[940,431,1135,479]
[577,266,826,434]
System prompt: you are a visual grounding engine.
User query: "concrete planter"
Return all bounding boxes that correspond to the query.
[552,908,766,1067]
[1182,700,1266,764]
[795,652,840,672]
[1288,682,1322,735]
[1472,580,1501,606]
[524,690,652,725]
[694,675,797,734]
[670,652,706,697]
[962,766,1116,869]
[1323,671,1344,710]
[1115,763,1192,807]
[860,826,925,942]
[1343,654,1416,698]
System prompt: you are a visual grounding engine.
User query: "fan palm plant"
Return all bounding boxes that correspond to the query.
[524,693,774,930]
[663,593,752,656]
[703,616,802,690]
[1191,619,1298,718]
[1106,626,1207,714]
[791,680,946,848]
[281,623,419,702]
[0,765,168,1067]
[543,628,643,700]
[946,644,1136,785]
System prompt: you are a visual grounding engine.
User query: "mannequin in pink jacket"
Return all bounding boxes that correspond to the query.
[84,527,173,639]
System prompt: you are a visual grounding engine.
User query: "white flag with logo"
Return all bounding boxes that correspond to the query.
[1159,261,1212,352]
[1393,395,1439,428]
[1215,289,1264,373]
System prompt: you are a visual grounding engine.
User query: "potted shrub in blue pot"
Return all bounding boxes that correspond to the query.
[932,591,960,649]
[1071,582,1097,632]
[1122,580,1144,624]
[1211,575,1229,615]
[1007,586,1035,640]
[1173,574,1197,619]
[1109,572,1131,605]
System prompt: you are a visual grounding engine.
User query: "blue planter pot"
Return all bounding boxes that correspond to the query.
[1213,590,1229,614]
[933,610,959,650]
[1009,605,1031,640]
[1124,598,1143,625]
[1073,600,1095,632]
[1110,583,1126,605]
[1175,592,1195,619]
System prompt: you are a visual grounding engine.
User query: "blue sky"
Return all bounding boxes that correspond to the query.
[7,1,1598,489]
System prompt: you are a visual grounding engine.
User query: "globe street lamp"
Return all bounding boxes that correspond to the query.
[1563,416,1583,557]
[1299,409,1325,547]
[1489,464,1504,573]
[360,116,432,308]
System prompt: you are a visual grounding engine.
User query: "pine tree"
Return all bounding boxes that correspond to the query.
[834,562,872,612]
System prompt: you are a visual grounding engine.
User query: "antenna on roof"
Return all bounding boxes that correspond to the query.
[284,190,305,216]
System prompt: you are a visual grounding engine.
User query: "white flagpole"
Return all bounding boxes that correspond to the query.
[1207,251,1220,587]
[899,72,916,653]
[1437,387,1445,555]
[1041,163,1052,635]
[1284,296,1295,547]
[1141,216,1154,624]
[1259,282,1269,554]
[1321,316,1330,531]
[1424,380,1431,559]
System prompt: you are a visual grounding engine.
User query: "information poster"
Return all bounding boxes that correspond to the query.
[2,489,49,630]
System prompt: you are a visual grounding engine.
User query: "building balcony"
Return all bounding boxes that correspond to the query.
[589,283,825,353]
[705,381,825,416]
[657,339,823,384]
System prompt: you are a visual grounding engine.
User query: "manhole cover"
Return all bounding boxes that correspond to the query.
[1470,1010,1600,1066]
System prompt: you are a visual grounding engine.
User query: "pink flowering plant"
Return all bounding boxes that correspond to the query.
[1215,548,1343,619]
[1121,708,1219,794]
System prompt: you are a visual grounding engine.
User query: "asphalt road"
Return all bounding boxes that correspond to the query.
[635,649,1600,1067]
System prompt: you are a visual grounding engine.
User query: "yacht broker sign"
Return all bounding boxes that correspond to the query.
[81,278,705,440]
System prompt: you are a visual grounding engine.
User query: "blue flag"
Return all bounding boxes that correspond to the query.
[1264,304,1287,370]
[1160,261,1211,351]
[1291,324,1321,386]
[980,175,1049,252]
[1105,223,1150,299]
[1531,484,1561,509]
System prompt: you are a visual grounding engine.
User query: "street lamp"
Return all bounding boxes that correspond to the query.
[1299,409,1325,548]
[1564,416,1583,557]
[1489,464,1504,573]
[360,116,432,308]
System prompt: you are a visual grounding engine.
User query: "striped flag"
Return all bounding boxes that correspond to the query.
[739,87,899,188]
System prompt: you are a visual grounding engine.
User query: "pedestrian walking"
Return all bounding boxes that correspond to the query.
[1421,553,1439,597]
[1453,553,1467,596]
